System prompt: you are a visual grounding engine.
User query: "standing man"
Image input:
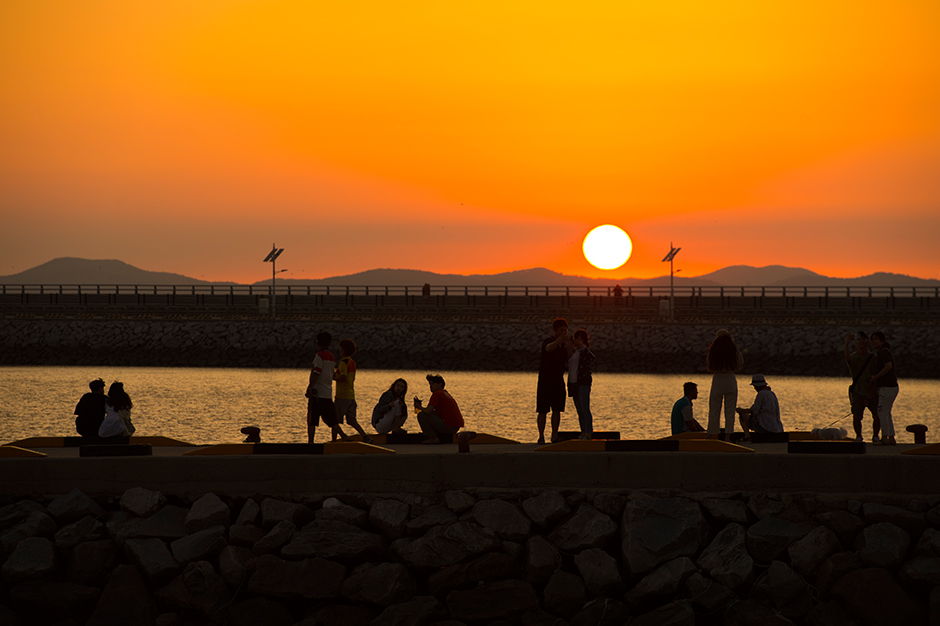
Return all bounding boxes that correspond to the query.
[844,331,880,443]
[74,378,108,437]
[415,374,464,444]
[536,318,569,444]
[305,332,349,444]
[671,382,705,435]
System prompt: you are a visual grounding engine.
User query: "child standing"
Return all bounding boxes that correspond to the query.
[333,339,372,443]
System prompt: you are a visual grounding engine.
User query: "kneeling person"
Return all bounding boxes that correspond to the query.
[415,374,464,444]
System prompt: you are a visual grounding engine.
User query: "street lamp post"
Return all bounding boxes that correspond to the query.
[661,243,681,322]
[262,244,285,318]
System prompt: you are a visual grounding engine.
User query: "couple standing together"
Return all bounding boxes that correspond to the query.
[536,318,596,444]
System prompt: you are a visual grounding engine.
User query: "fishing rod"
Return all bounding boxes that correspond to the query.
[823,411,853,428]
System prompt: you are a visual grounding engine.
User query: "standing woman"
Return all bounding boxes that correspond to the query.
[98,382,136,439]
[869,331,898,445]
[706,329,744,435]
[568,329,596,440]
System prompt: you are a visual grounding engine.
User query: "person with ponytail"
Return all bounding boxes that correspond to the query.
[868,331,899,445]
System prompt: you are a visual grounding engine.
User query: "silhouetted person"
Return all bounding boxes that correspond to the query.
[306,331,349,443]
[869,331,899,446]
[74,378,107,437]
[671,382,704,435]
[706,329,744,435]
[613,284,623,297]
[536,318,569,444]
[98,382,135,439]
[421,283,431,297]
[741,374,783,434]
[844,331,880,442]
[415,374,464,444]
[568,329,596,440]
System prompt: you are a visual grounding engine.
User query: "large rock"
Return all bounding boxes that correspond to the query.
[788,525,842,577]
[625,556,697,611]
[570,596,631,626]
[370,595,448,626]
[522,492,571,528]
[54,515,105,551]
[802,600,859,626]
[0,500,46,532]
[406,505,457,535]
[831,567,924,626]
[683,572,734,613]
[252,520,296,555]
[392,522,500,569]
[185,493,231,533]
[46,488,105,524]
[621,497,709,576]
[592,492,628,519]
[341,562,415,606]
[747,495,785,520]
[444,490,476,513]
[218,545,253,590]
[229,524,266,548]
[574,548,623,595]
[815,551,863,597]
[898,556,940,588]
[724,598,795,626]
[854,522,910,569]
[542,569,587,618]
[697,523,755,590]
[702,497,750,525]
[234,498,260,526]
[446,579,539,621]
[915,528,940,558]
[746,516,814,563]
[282,520,386,562]
[1,537,55,583]
[468,499,532,542]
[7,581,100,625]
[247,554,345,599]
[548,504,617,552]
[65,539,120,586]
[120,487,166,518]
[816,509,864,547]
[316,498,368,528]
[525,535,561,586]
[86,564,156,626]
[752,560,814,619]
[369,498,411,539]
[131,505,188,540]
[104,511,144,546]
[1,511,57,554]
[224,597,294,626]
[301,603,377,626]
[124,538,180,586]
[630,599,696,626]
[862,503,926,535]
[260,498,314,529]
[170,525,227,564]
[155,561,233,622]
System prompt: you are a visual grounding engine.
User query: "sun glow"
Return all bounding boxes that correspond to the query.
[582,225,633,270]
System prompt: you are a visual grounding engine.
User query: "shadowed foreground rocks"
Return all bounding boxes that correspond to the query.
[2,487,940,625]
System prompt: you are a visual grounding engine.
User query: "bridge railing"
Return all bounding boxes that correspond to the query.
[2,284,939,298]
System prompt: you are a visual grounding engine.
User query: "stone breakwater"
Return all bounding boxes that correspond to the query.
[2,487,940,625]
[2,319,938,377]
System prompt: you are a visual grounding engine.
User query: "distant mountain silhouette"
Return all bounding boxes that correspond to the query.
[2,257,937,287]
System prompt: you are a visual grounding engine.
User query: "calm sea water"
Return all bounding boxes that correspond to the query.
[1,366,936,445]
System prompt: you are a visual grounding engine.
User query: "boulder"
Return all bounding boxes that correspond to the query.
[815,551,863,597]
[862,503,926,536]
[548,504,617,552]
[369,498,411,539]
[247,555,345,599]
[854,522,910,570]
[625,556,696,611]
[184,493,231,533]
[260,498,314,529]
[592,493,628,519]
[234,498,260,526]
[124,538,180,586]
[444,490,476,513]
[447,580,540,622]
[104,511,144,546]
[120,487,166,518]
[170,525,227,564]
[746,516,814,563]
[752,560,814,619]
[370,595,448,626]
[0,500,46,533]
[252,520,296,555]
[816,510,864,548]
[522,492,571,528]
[915,527,940,557]
[54,515,105,551]
[525,535,561,586]
[621,497,709,576]
[1,537,55,583]
[702,497,750,525]
[570,596,631,626]
[46,488,105,524]
[831,567,924,626]
[630,599,696,626]
[1,511,57,554]
[6,581,100,625]
[747,495,785,519]
[392,522,500,569]
[542,569,587,618]
[788,525,842,577]
[341,562,415,606]
[282,520,386,562]
[316,498,368,528]
[801,600,859,626]
[65,539,120,586]
[131,505,188,541]
[683,572,734,613]
[224,597,294,626]
[405,505,457,535]
[155,561,233,622]
[218,545,253,590]
[697,523,755,591]
[724,598,795,626]
[229,524,266,548]
[898,556,940,588]
[301,603,377,626]
[469,499,532,542]
[86,564,156,626]
[574,548,623,595]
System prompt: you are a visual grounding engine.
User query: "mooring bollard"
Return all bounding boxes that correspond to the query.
[457,431,477,453]
[906,424,928,445]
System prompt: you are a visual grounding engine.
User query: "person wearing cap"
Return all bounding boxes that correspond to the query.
[743,374,783,434]
[671,382,705,435]
[844,331,880,443]
[415,374,464,444]
[705,329,744,435]
[74,378,108,437]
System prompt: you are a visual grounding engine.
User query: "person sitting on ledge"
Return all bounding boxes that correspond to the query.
[414,374,464,444]
[740,374,784,435]
[74,378,107,437]
[98,381,136,440]
[671,382,705,435]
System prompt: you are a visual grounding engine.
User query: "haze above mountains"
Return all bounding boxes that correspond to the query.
[1,258,937,288]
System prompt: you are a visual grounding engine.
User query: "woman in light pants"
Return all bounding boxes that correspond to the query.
[706,330,744,435]
[869,331,899,445]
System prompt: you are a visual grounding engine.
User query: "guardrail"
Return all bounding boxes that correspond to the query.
[2,284,939,297]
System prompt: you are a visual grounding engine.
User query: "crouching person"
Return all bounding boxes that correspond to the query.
[415,374,464,445]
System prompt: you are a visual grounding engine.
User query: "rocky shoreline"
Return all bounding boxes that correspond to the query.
[2,487,939,625]
[2,319,938,378]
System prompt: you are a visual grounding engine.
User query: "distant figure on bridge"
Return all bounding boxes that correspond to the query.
[869,331,899,446]
[671,382,705,435]
[613,284,623,298]
[333,339,372,444]
[536,318,569,444]
[706,329,744,436]
[568,329,596,440]
[415,374,464,444]
[421,283,431,297]
[372,378,410,435]
[74,378,107,437]
[98,382,136,439]
[844,331,880,443]
[305,331,349,444]
[740,374,783,434]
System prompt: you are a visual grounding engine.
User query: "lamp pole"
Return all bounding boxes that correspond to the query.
[262,244,285,318]
[661,243,681,322]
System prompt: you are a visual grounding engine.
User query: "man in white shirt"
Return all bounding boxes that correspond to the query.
[745,374,784,434]
[305,331,349,444]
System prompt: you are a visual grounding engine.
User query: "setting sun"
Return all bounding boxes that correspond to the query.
[582,225,633,271]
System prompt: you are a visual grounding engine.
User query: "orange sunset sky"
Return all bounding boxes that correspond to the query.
[2,1,939,283]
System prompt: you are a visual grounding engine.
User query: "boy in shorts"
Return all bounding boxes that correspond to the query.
[333,339,372,443]
[305,331,349,443]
